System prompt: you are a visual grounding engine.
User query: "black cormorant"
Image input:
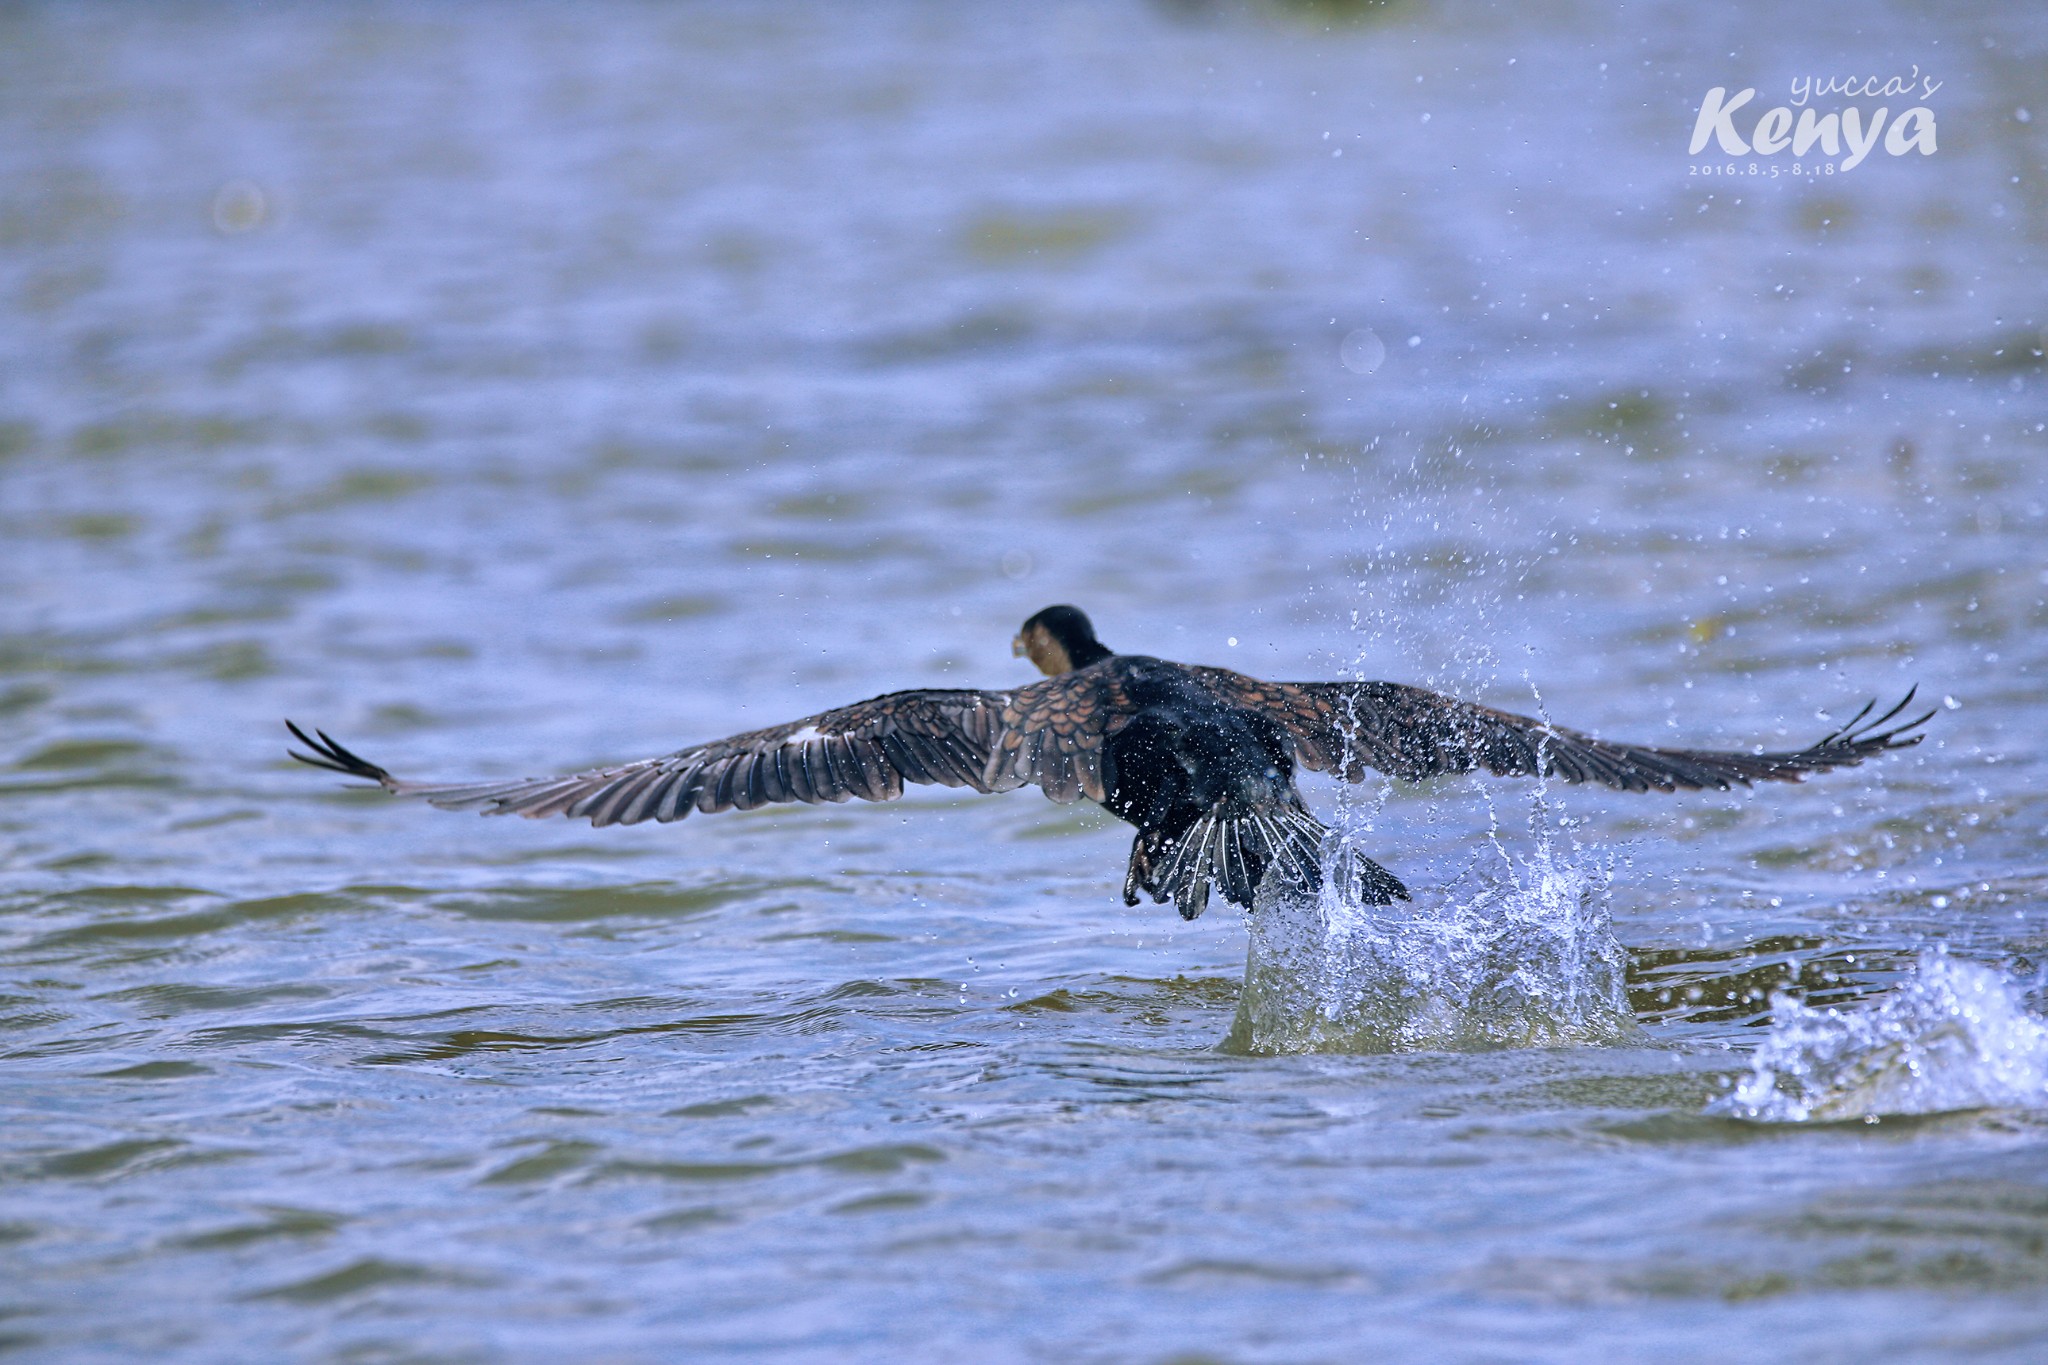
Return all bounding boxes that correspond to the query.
[289,605,1929,920]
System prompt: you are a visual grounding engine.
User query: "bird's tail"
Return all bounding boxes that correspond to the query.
[1142,803,1410,921]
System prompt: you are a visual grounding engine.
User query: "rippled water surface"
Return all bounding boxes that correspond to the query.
[5,2,2048,1360]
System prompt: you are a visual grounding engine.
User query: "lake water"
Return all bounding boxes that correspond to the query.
[4,2,2047,1360]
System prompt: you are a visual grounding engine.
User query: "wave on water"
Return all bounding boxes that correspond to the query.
[1708,952,2048,1123]
[1223,824,1636,1055]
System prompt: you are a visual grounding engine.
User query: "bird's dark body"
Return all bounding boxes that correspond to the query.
[1102,659,1295,821]
[1097,658,1302,908]
[288,604,1929,926]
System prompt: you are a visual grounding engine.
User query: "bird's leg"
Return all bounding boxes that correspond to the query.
[1122,829,1175,906]
[1122,833,1152,906]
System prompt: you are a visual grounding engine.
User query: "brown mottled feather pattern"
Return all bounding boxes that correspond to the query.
[985,663,1136,803]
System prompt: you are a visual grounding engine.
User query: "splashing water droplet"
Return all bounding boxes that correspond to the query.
[1223,828,1635,1055]
[1708,953,2048,1122]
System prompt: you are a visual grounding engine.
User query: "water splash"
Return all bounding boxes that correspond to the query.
[1709,952,2048,1122]
[1223,829,1636,1055]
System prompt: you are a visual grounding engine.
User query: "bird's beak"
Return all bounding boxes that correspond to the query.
[1011,634,1026,658]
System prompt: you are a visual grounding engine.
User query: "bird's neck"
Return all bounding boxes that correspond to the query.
[1066,639,1113,669]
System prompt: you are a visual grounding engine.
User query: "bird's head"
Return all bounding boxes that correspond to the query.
[1013,605,1113,676]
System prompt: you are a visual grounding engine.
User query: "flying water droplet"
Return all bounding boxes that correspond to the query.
[1339,328,1386,375]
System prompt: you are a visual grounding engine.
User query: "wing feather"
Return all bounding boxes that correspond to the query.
[285,688,1009,828]
[774,743,808,803]
[981,661,1132,804]
[1184,671,1931,792]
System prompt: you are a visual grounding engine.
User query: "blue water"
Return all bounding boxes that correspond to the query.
[4,2,2047,1359]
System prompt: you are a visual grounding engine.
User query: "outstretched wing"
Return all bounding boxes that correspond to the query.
[982,660,1138,803]
[1190,670,1931,793]
[287,688,1007,828]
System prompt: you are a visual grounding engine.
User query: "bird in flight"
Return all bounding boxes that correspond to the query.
[289,605,1930,921]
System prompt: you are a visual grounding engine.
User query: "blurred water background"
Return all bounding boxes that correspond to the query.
[4,1,2047,1360]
